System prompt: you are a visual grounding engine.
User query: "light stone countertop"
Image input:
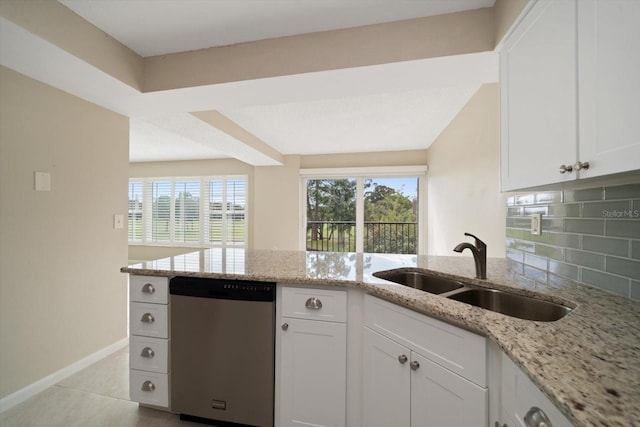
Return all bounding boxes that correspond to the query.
[122,249,640,427]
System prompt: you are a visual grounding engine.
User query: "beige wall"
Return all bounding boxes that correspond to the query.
[300,150,428,169]
[253,156,302,250]
[143,8,494,92]
[425,83,506,258]
[0,67,129,398]
[129,158,253,178]
[493,0,530,47]
[0,0,143,90]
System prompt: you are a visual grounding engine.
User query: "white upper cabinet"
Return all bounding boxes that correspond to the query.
[578,0,640,178]
[500,0,640,191]
[500,0,578,191]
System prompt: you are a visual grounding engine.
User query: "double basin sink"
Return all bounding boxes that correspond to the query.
[373,269,572,322]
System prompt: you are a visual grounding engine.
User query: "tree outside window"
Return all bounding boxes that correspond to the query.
[306,176,418,254]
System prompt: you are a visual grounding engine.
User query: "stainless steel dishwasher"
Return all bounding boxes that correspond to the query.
[170,276,276,427]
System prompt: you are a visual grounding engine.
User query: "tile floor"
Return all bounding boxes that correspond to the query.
[0,346,200,427]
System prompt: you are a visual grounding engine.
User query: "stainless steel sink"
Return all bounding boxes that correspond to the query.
[373,268,572,322]
[373,269,465,295]
[446,288,572,322]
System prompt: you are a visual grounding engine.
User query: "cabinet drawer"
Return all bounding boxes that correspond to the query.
[364,294,486,387]
[130,275,168,304]
[130,336,168,374]
[281,286,347,323]
[130,302,169,339]
[129,370,169,408]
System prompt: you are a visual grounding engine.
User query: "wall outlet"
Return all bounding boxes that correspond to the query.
[531,213,542,235]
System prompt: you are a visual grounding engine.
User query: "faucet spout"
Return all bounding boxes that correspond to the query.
[453,233,487,279]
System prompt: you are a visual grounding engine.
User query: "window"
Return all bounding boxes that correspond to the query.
[306,178,357,251]
[128,176,247,247]
[363,177,419,254]
[128,180,143,242]
[302,167,426,254]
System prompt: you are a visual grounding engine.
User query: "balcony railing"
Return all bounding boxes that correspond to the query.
[306,221,417,254]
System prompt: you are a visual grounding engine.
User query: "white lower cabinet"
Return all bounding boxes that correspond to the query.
[362,295,488,427]
[129,370,169,408]
[411,351,487,427]
[363,327,487,427]
[500,353,572,427]
[362,327,410,427]
[277,285,347,427]
[128,275,170,410]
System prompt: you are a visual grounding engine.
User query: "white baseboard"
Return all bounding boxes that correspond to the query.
[0,337,129,413]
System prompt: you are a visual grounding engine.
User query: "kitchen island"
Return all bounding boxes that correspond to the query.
[122,248,640,427]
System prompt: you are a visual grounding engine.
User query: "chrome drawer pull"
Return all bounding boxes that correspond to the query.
[305,297,323,310]
[524,407,552,427]
[141,283,155,294]
[141,380,155,392]
[140,313,155,323]
[140,347,155,358]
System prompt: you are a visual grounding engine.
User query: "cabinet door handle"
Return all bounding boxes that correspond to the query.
[281,323,289,331]
[140,347,155,358]
[140,313,154,323]
[141,283,155,294]
[410,360,420,371]
[398,354,408,364]
[575,161,590,171]
[524,406,553,427]
[141,380,155,392]
[559,164,573,174]
[305,297,323,310]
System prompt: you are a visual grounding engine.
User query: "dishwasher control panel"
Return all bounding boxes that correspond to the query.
[170,276,276,301]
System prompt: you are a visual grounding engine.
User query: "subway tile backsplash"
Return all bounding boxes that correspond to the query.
[506,182,640,300]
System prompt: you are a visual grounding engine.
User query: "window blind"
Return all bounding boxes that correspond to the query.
[174,180,200,243]
[226,179,246,245]
[128,181,143,242]
[129,176,247,247]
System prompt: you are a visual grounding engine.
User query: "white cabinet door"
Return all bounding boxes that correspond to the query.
[500,0,578,191]
[501,353,572,427]
[279,317,347,427]
[362,327,411,427]
[410,352,487,427]
[578,0,640,178]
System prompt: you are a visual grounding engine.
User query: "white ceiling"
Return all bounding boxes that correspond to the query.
[6,1,498,163]
[221,85,482,155]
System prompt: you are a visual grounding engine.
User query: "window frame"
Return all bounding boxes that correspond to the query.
[128,175,248,248]
[300,166,427,255]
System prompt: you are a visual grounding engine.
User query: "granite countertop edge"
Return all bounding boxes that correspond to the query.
[121,252,640,427]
